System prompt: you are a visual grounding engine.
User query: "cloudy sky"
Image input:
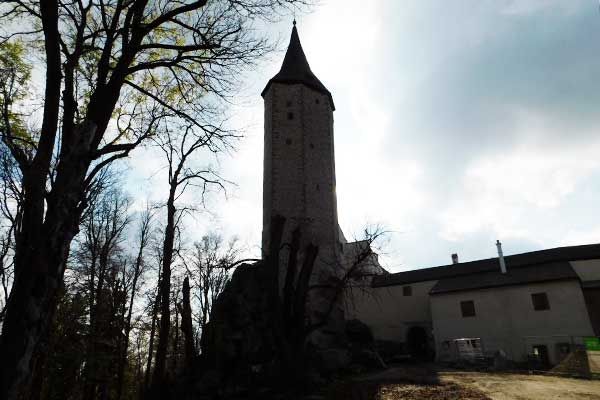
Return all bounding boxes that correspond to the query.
[126,0,600,273]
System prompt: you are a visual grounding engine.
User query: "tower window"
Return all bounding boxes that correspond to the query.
[287,112,294,120]
[309,143,314,149]
[315,98,320,104]
[316,184,320,191]
[403,286,412,296]
[285,138,292,145]
[286,100,292,107]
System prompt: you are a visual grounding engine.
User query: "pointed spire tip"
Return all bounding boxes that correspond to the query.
[261,17,335,110]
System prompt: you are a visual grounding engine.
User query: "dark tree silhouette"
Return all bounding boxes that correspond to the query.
[0,1,311,397]
[178,276,195,372]
[186,234,241,336]
[150,123,230,397]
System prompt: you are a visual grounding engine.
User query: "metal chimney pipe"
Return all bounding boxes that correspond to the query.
[451,253,459,264]
[496,240,507,274]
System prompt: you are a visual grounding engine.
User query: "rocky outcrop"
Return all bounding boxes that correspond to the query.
[198,262,280,394]
[194,216,386,398]
[195,263,386,398]
[344,319,386,373]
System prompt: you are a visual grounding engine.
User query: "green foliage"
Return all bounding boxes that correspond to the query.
[0,40,30,92]
[0,40,32,145]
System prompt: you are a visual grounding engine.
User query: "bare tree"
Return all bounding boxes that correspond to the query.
[0,46,24,318]
[0,1,311,396]
[115,204,154,400]
[270,217,387,388]
[0,144,21,322]
[178,276,195,373]
[143,266,162,395]
[69,187,131,400]
[151,123,232,396]
[187,233,240,336]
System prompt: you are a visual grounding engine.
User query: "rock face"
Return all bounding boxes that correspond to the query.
[199,262,279,391]
[345,319,375,346]
[344,319,386,372]
[197,263,386,397]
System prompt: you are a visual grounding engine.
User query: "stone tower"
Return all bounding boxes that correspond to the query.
[262,22,341,265]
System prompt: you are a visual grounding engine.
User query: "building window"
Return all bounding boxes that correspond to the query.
[286,100,292,107]
[460,300,476,317]
[315,98,320,104]
[531,292,550,311]
[309,143,314,149]
[285,138,292,145]
[287,112,294,120]
[403,286,412,296]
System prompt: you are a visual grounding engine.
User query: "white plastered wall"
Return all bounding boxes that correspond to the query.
[345,280,437,343]
[430,280,595,364]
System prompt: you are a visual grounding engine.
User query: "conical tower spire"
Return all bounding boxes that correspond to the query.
[262,22,335,109]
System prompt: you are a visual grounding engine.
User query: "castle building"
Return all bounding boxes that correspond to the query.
[261,23,385,342]
[347,243,600,368]
[261,21,340,260]
[260,21,600,371]
[260,21,345,341]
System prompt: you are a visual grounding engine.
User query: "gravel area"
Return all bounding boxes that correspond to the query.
[328,365,600,400]
[442,370,600,400]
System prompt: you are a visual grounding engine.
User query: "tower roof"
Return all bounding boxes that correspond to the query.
[262,22,335,110]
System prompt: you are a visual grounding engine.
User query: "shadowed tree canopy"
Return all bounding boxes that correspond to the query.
[0,0,311,398]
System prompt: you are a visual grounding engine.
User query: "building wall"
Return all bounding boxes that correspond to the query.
[571,259,600,335]
[571,259,600,281]
[262,82,344,343]
[346,280,437,343]
[262,82,339,265]
[430,280,595,364]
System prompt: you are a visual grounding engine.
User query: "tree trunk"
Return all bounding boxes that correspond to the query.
[151,194,176,396]
[178,277,195,372]
[268,215,319,389]
[0,117,97,399]
[117,229,147,400]
[144,277,161,393]
[27,339,49,400]
[171,296,179,374]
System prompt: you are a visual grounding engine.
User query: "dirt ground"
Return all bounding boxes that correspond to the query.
[336,365,600,400]
[442,370,600,400]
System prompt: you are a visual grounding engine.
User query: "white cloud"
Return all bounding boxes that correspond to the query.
[499,0,581,16]
[120,1,600,270]
[439,138,600,242]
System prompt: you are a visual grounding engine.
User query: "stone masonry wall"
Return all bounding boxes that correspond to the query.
[262,83,340,271]
[262,82,343,340]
